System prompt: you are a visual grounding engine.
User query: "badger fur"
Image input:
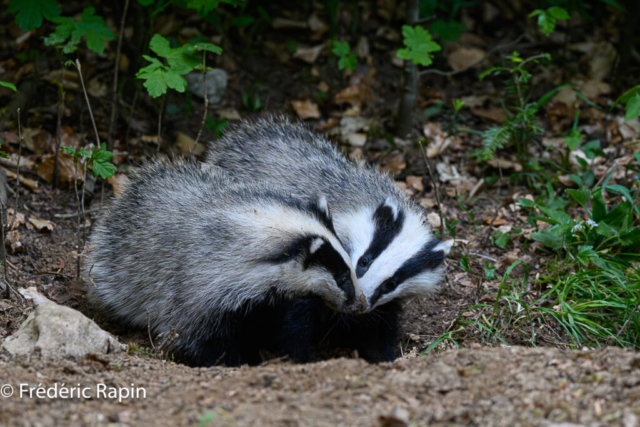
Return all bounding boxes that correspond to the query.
[83,161,366,367]
[205,118,451,362]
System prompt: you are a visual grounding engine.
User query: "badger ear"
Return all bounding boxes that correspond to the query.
[309,194,332,223]
[374,197,402,226]
[433,239,454,255]
[309,237,325,254]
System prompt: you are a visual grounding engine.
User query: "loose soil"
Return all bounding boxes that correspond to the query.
[1,346,639,426]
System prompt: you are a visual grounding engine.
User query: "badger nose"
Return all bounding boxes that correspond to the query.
[356,293,368,313]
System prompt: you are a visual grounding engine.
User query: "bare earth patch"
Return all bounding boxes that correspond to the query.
[1,346,639,426]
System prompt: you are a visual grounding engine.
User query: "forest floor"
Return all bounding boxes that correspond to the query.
[1,1,640,425]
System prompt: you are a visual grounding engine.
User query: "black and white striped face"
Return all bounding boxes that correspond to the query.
[335,198,451,311]
[258,196,367,314]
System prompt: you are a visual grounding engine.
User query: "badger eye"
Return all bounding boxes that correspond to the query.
[383,278,398,293]
[358,256,371,269]
[336,274,351,290]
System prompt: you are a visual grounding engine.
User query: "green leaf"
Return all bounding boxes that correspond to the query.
[397,25,441,67]
[612,85,640,108]
[536,12,556,36]
[547,6,570,20]
[493,231,510,249]
[452,99,464,112]
[576,245,597,267]
[186,0,218,15]
[137,56,188,97]
[332,41,350,57]
[625,94,640,122]
[460,256,470,272]
[0,81,17,92]
[193,42,222,54]
[231,15,254,27]
[8,0,60,31]
[92,160,116,179]
[634,152,640,167]
[46,8,115,55]
[567,188,590,207]
[564,128,581,151]
[484,262,496,279]
[61,146,76,155]
[527,9,544,17]
[531,229,564,250]
[338,55,357,71]
[428,19,466,42]
[149,34,199,74]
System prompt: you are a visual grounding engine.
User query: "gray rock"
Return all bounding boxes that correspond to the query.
[184,68,227,104]
[1,301,124,359]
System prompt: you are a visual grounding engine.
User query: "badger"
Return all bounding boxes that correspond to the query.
[205,118,451,362]
[83,161,367,367]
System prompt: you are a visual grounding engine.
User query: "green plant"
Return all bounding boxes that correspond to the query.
[529,6,570,36]
[242,90,263,112]
[8,0,60,31]
[0,81,17,92]
[44,7,115,55]
[136,34,221,98]
[397,25,441,67]
[332,41,357,71]
[612,85,640,121]
[206,117,228,138]
[62,143,116,179]
[477,51,551,162]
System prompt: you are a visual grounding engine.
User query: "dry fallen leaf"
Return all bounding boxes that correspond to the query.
[471,107,506,123]
[6,209,25,230]
[291,100,321,120]
[36,153,82,186]
[5,230,22,253]
[427,212,441,229]
[29,216,56,232]
[333,85,361,107]
[419,197,436,209]
[42,69,80,91]
[406,175,424,192]
[447,46,486,71]
[22,128,53,154]
[218,108,241,121]
[107,174,130,196]
[380,153,406,176]
[2,167,39,191]
[293,43,325,64]
[175,131,204,155]
[344,133,367,147]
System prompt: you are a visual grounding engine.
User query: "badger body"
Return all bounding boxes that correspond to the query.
[83,162,366,367]
[206,118,450,362]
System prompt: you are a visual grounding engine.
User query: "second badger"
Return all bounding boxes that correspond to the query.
[83,162,366,367]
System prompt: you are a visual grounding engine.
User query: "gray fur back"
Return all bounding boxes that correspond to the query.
[206,117,414,216]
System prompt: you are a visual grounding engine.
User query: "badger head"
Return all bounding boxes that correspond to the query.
[335,197,451,311]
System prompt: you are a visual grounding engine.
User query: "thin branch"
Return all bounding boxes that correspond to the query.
[75,60,101,147]
[7,108,22,232]
[420,33,527,77]
[616,304,638,338]
[420,145,444,236]
[147,310,156,350]
[191,51,209,160]
[0,203,9,299]
[73,161,81,280]
[53,70,65,189]
[54,208,100,218]
[108,0,131,151]
[157,94,166,153]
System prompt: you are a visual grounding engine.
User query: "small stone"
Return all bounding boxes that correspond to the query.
[184,69,228,104]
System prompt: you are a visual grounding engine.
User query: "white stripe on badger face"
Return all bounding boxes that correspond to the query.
[333,207,375,264]
[358,210,438,309]
[309,237,324,254]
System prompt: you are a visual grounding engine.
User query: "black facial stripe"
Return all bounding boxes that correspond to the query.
[355,202,405,278]
[307,198,337,238]
[369,239,446,307]
[304,237,356,306]
[263,236,312,264]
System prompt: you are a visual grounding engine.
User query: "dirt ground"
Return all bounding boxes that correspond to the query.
[1,346,639,426]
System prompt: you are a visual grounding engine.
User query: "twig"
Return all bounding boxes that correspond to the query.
[482,165,504,249]
[469,252,498,263]
[108,0,131,152]
[594,164,619,189]
[7,108,22,232]
[73,161,82,280]
[0,202,9,299]
[616,304,638,338]
[420,146,444,236]
[0,158,38,177]
[53,68,65,189]
[54,208,100,218]
[147,310,155,350]
[75,60,101,147]
[191,51,209,160]
[88,264,96,288]
[419,33,527,77]
[157,94,167,153]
